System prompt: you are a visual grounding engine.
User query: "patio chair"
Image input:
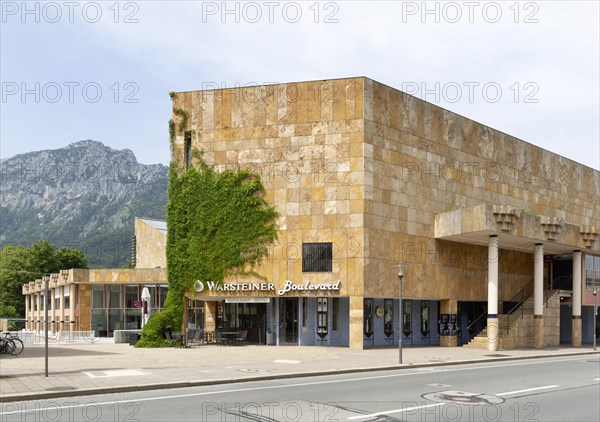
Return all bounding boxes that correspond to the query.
[215,330,225,346]
[235,329,248,346]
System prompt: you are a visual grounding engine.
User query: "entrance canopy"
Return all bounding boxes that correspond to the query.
[435,204,599,254]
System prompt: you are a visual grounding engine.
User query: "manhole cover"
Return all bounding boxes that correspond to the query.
[46,387,77,392]
[423,390,504,405]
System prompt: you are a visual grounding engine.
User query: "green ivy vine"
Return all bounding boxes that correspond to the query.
[137,152,279,347]
[173,108,189,133]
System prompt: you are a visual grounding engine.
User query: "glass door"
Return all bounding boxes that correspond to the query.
[279,298,298,344]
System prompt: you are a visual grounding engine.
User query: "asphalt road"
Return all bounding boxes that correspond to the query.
[1,355,599,421]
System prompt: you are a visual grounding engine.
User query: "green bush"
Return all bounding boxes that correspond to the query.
[136,308,182,348]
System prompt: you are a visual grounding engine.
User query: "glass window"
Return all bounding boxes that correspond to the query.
[585,255,600,290]
[92,286,104,308]
[64,285,70,310]
[317,298,328,338]
[364,298,373,338]
[40,292,45,310]
[125,285,138,308]
[109,285,121,308]
[108,310,122,333]
[585,255,593,270]
[332,298,340,331]
[159,285,168,308]
[92,309,106,335]
[384,299,393,337]
[54,289,60,309]
[302,243,333,272]
[403,300,412,337]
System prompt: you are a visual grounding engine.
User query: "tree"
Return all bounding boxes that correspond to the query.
[55,247,88,270]
[137,154,279,347]
[0,241,88,316]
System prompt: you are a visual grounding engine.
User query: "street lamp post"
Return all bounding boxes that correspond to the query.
[44,277,49,377]
[398,263,404,365]
[594,287,597,351]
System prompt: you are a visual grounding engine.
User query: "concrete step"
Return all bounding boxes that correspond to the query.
[469,289,558,350]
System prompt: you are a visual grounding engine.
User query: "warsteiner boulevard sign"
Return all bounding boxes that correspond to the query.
[194,280,340,296]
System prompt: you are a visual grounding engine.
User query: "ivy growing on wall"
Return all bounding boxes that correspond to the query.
[137,151,279,347]
[173,108,189,133]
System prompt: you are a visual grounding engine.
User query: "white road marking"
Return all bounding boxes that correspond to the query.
[273,359,301,364]
[1,355,593,415]
[347,403,445,420]
[497,385,559,396]
[594,378,600,381]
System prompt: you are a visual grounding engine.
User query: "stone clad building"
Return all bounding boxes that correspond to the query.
[170,77,600,350]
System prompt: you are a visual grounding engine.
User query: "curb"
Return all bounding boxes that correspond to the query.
[1,350,598,403]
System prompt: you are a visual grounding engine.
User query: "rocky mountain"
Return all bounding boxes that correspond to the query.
[0,140,168,267]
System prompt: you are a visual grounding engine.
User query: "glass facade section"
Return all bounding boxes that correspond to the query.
[92,286,104,308]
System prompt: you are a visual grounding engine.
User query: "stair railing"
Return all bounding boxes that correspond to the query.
[467,280,535,339]
[548,275,571,291]
[499,279,534,335]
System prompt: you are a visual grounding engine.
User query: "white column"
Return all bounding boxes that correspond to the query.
[534,243,544,349]
[572,251,582,347]
[25,295,30,330]
[572,251,582,316]
[36,292,41,332]
[534,244,544,315]
[487,235,499,351]
[69,284,76,331]
[59,286,65,332]
[50,287,56,334]
[488,236,499,316]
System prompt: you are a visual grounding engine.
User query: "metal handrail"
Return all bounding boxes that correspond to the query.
[499,279,534,335]
[549,275,571,291]
[467,279,534,336]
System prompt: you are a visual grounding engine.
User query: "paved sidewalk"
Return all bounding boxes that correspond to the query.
[0,343,598,402]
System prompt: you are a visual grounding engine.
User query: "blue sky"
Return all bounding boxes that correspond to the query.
[1,1,599,169]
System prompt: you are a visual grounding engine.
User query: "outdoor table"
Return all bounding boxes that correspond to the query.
[221,331,238,346]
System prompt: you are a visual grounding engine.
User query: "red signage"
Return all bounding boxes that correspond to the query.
[133,300,143,308]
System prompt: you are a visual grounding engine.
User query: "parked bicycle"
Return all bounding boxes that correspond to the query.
[0,332,24,356]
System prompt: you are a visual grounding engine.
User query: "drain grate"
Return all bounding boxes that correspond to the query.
[485,354,510,357]
[237,368,268,373]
